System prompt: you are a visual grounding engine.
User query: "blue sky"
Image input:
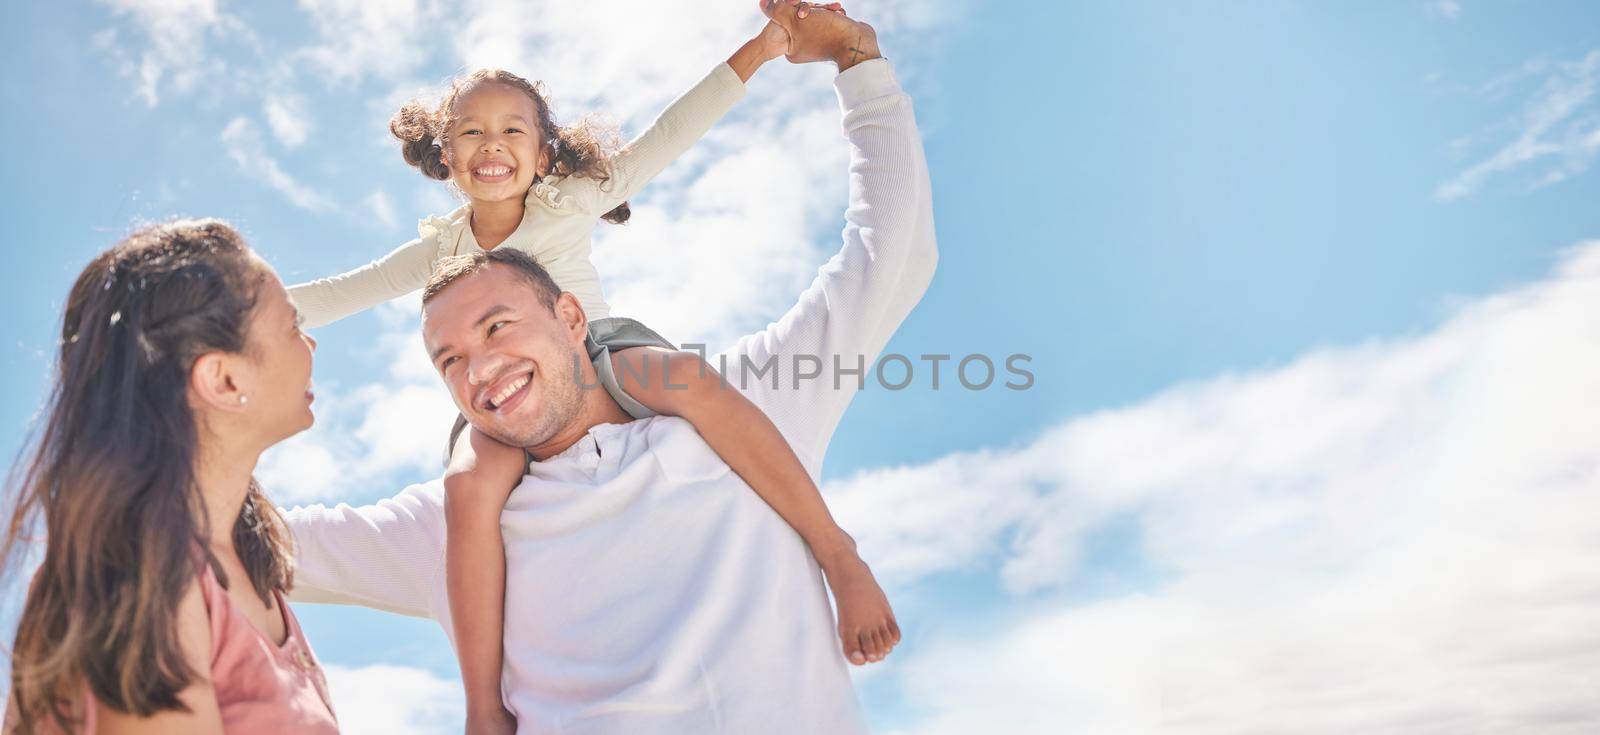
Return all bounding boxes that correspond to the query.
[5,1,1600,732]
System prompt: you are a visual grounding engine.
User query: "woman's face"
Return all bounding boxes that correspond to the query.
[443,82,549,205]
[241,261,318,444]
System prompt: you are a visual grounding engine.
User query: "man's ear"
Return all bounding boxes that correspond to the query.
[189,350,251,414]
[554,292,587,344]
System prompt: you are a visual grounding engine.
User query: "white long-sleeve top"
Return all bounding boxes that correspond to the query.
[285,62,747,328]
[282,58,936,734]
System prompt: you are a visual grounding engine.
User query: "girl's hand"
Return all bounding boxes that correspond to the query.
[754,20,791,63]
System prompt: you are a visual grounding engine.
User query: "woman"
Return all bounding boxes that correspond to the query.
[3,219,338,733]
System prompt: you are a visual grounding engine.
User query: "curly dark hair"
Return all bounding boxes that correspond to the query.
[390,69,631,225]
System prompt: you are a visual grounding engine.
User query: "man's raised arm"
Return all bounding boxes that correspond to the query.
[716,56,937,472]
[280,481,447,620]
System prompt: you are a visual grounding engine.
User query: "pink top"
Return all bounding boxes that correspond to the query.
[196,562,339,733]
[81,562,339,733]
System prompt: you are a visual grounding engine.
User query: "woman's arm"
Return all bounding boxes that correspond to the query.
[286,234,440,329]
[96,582,225,734]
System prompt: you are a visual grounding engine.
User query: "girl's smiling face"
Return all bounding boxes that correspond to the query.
[443,81,551,205]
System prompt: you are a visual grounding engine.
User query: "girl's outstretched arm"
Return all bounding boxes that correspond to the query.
[610,346,901,666]
[568,20,798,217]
[444,427,528,735]
[287,234,440,329]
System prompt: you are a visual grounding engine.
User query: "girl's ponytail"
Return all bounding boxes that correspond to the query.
[390,101,451,181]
[546,130,631,224]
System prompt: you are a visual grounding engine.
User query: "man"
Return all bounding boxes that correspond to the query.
[284,6,936,733]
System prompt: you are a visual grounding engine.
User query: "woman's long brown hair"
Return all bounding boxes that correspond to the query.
[2,219,294,732]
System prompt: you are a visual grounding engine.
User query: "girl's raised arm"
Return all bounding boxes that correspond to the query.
[568,25,792,216]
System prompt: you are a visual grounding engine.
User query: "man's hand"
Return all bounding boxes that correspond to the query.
[760,0,880,71]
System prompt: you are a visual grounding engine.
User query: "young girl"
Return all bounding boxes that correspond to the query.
[286,7,898,733]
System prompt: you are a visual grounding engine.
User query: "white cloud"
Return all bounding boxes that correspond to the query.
[452,0,952,129]
[1425,0,1462,21]
[832,240,1600,732]
[323,663,463,734]
[592,105,849,347]
[364,189,399,229]
[295,0,438,84]
[220,117,335,212]
[452,0,779,122]
[1436,49,1600,201]
[95,0,233,106]
[264,92,313,148]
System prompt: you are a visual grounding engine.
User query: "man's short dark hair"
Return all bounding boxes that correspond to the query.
[422,248,561,313]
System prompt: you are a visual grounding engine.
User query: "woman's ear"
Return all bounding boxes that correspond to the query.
[189,351,250,414]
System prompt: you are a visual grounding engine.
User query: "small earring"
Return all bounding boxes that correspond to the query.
[239,395,249,405]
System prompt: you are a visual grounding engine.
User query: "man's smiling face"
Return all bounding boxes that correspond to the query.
[422,264,586,448]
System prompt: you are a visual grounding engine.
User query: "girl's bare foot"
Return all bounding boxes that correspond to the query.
[819,547,900,665]
[760,0,880,70]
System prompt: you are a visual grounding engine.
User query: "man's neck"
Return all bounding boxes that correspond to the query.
[525,391,635,462]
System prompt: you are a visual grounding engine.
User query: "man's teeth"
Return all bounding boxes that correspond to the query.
[488,374,530,409]
[476,165,512,176]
